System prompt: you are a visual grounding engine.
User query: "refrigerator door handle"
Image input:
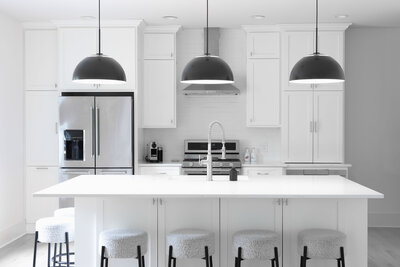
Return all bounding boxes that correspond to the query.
[96,107,100,156]
[91,106,95,157]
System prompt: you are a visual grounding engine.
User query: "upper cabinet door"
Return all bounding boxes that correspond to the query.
[282,91,314,163]
[25,91,59,166]
[58,28,97,90]
[248,32,280,58]
[247,59,280,127]
[99,28,136,90]
[144,33,175,59]
[143,60,176,128]
[25,30,58,90]
[313,91,344,163]
[315,31,345,90]
[282,31,314,91]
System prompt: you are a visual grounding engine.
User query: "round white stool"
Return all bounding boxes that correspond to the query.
[99,229,148,267]
[233,230,280,267]
[34,217,75,267]
[54,207,75,218]
[167,229,215,267]
[298,229,346,267]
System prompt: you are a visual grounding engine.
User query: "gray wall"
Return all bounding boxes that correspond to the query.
[345,27,400,226]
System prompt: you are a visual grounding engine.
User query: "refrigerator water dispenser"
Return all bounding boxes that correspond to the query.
[64,130,84,160]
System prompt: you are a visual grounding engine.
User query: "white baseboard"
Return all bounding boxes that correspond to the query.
[0,221,26,248]
[369,212,400,227]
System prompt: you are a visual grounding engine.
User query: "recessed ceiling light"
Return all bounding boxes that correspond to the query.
[80,16,96,20]
[163,15,178,20]
[335,14,349,19]
[252,15,266,20]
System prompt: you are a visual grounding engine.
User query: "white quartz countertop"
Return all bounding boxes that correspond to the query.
[34,175,383,199]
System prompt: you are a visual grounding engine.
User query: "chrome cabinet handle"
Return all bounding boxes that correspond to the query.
[250,51,253,56]
[314,121,318,132]
[309,121,314,132]
[62,171,90,175]
[99,170,128,175]
[96,107,100,156]
[36,167,48,170]
[170,52,174,58]
[91,107,95,157]
[257,172,270,175]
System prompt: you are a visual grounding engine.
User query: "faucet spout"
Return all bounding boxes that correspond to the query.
[201,120,226,181]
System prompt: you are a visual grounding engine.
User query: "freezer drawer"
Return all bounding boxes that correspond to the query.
[96,168,133,175]
[59,168,95,207]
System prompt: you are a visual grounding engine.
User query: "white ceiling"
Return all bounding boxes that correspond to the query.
[1,0,400,28]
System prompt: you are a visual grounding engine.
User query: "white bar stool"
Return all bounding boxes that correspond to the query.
[33,216,75,267]
[54,208,75,218]
[167,229,215,267]
[99,229,148,267]
[298,228,346,267]
[233,230,280,267]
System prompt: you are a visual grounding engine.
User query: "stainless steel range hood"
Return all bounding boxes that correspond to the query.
[183,28,240,96]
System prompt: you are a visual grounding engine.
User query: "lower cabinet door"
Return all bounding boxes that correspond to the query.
[220,199,282,267]
[26,167,59,225]
[282,199,339,267]
[158,198,220,267]
[101,198,158,267]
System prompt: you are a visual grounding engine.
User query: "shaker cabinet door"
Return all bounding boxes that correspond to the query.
[25,91,59,166]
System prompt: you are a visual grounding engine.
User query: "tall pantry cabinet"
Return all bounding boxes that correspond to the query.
[24,28,59,231]
[281,24,349,163]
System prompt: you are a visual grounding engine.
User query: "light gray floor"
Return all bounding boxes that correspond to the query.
[0,228,399,267]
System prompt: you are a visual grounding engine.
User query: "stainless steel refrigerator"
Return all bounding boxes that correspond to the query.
[58,92,134,207]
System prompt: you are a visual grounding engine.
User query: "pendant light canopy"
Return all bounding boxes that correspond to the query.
[181,0,234,84]
[73,0,126,84]
[289,0,344,84]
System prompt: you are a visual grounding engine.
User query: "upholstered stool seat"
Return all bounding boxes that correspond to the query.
[36,217,75,243]
[298,229,346,267]
[54,207,75,218]
[167,229,215,259]
[99,229,148,258]
[233,230,280,260]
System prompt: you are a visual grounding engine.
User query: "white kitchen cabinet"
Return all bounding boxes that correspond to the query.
[101,198,158,267]
[282,91,314,162]
[58,27,136,90]
[139,166,181,175]
[157,198,219,267]
[143,60,176,128]
[282,199,339,267]
[247,59,280,127]
[58,28,97,90]
[26,167,59,225]
[25,30,58,90]
[242,167,284,176]
[313,91,344,163]
[247,32,280,58]
[282,90,344,163]
[25,91,59,166]
[144,33,175,59]
[220,199,282,267]
[282,30,344,91]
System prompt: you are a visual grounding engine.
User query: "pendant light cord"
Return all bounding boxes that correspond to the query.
[98,0,102,55]
[315,0,319,54]
[205,0,209,55]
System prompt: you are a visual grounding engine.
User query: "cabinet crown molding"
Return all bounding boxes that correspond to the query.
[144,25,181,33]
[52,19,143,28]
[22,22,57,30]
[242,23,351,32]
[242,25,281,32]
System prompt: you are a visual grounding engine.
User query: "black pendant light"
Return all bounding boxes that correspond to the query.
[73,0,126,84]
[181,0,234,84]
[289,0,344,84]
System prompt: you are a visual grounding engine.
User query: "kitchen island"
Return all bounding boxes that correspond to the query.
[35,175,383,267]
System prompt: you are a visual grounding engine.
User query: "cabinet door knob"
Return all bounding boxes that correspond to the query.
[171,52,174,58]
[250,51,253,56]
[310,121,314,132]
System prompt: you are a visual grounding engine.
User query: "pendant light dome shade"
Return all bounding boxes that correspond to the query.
[181,55,234,84]
[73,54,126,84]
[289,53,344,84]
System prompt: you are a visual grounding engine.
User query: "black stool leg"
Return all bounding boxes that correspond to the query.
[205,246,210,267]
[105,257,109,267]
[100,246,105,267]
[48,243,51,267]
[53,243,58,267]
[168,246,173,267]
[337,259,341,267]
[33,231,39,267]
[59,243,62,267]
[302,246,308,267]
[173,257,176,267]
[210,255,213,267]
[237,247,242,267]
[274,247,279,267]
[340,247,345,267]
[65,233,70,267]
[137,246,142,267]
[142,255,145,267]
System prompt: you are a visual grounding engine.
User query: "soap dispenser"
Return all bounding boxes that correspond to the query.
[244,148,250,164]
